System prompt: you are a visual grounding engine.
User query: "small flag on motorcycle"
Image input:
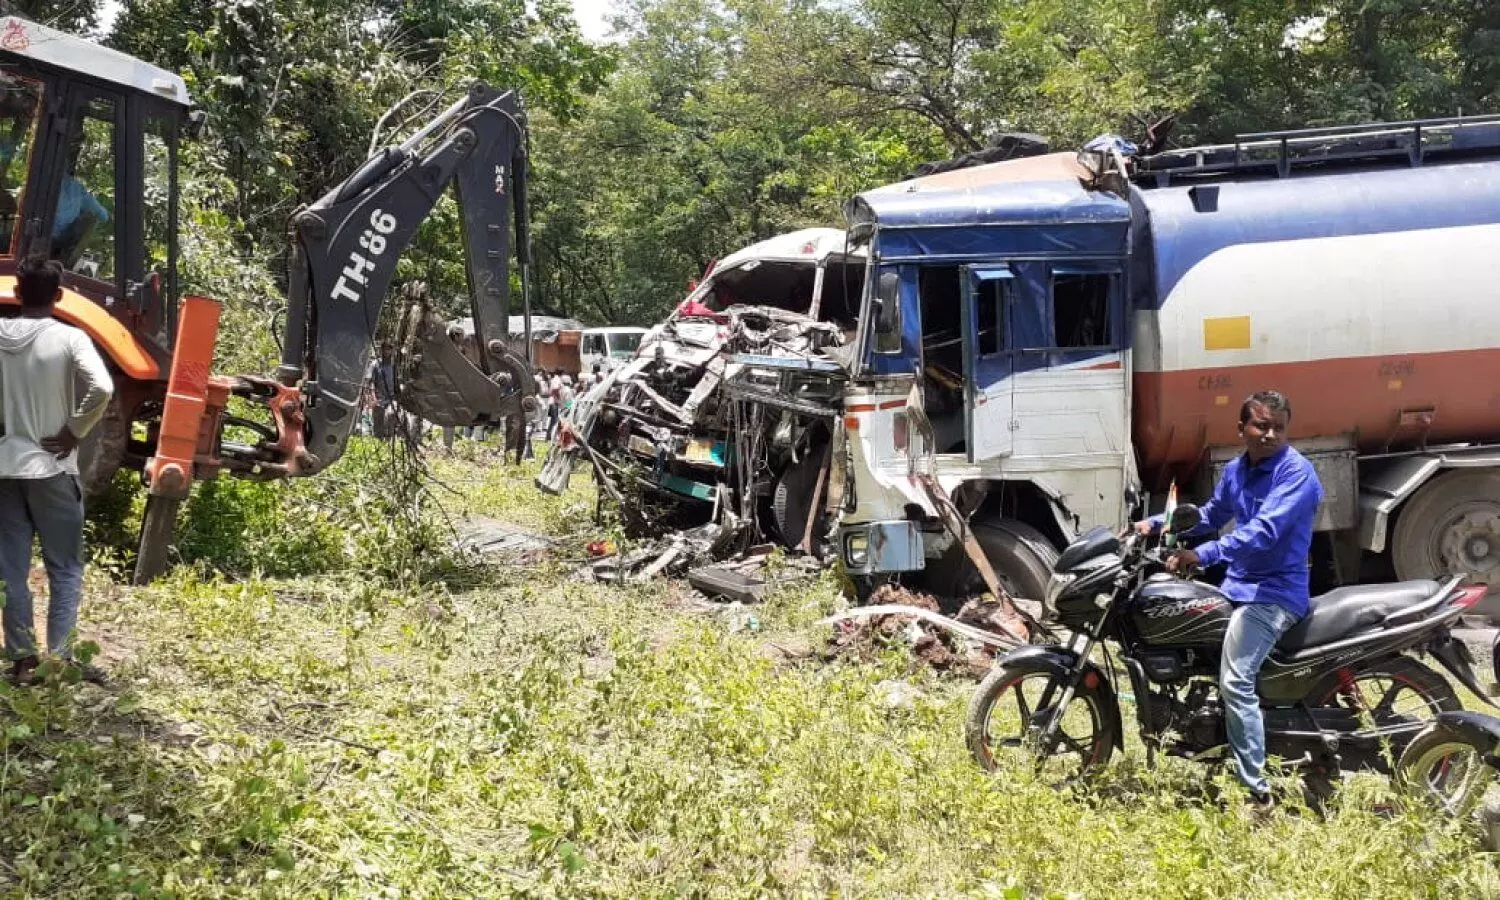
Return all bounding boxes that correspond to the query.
[1163,481,1178,548]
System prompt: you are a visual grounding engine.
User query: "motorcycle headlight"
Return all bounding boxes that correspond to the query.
[1043,572,1075,620]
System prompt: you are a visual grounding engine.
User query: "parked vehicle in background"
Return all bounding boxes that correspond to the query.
[837,117,1500,615]
[580,327,648,374]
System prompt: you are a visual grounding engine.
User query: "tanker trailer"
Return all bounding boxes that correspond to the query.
[837,116,1500,613]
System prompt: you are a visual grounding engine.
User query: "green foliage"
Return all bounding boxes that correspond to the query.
[14,458,1500,894]
[86,437,455,582]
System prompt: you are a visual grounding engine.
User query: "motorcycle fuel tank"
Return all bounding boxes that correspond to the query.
[1127,575,1232,646]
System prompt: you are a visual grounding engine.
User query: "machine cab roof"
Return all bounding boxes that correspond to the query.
[0,16,189,107]
[0,14,193,367]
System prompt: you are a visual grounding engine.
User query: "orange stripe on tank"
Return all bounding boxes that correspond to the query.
[1132,347,1500,484]
[0,276,160,380]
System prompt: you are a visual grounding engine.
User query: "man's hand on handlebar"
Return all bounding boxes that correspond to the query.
[1124,520,1156,538]
[1165,548,1200,574]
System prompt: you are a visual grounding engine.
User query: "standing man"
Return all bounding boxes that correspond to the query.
[1133,390,1322,813]
[0,257,113,682]
[366,340,397,439]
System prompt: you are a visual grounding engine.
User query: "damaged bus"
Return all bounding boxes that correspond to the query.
[537,227,866,554]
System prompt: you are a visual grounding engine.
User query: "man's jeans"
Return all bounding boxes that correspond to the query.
[0,475,85,659]
[1221,601,1300,795]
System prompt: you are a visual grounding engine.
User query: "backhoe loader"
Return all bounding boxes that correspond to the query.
[0,15,536,582]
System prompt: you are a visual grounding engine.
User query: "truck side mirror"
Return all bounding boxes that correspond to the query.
[874,271,901,352]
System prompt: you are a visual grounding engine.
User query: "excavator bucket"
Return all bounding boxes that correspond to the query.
[394,283,537,427]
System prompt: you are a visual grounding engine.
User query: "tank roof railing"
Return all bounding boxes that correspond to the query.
[1135,114,1500,187]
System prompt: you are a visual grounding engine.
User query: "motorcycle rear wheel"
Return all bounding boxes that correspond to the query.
[1395,721,1497,821]
[966,661,1117,778]
[1315,656,1460,771]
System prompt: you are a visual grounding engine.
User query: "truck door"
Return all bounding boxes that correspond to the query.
[963,265,1016,461]
[1005,261,1129,467]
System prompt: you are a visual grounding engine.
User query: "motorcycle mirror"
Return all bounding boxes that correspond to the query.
[1168,503,1202,534]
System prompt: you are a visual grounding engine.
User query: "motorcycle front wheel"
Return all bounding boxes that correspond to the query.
[966,661,1118,778]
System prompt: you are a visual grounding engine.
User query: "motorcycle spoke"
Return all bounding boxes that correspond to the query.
[1052,731,1089,757]
[1014,687,1033,725]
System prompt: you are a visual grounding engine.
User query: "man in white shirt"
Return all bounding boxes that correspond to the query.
[0,258,113,682]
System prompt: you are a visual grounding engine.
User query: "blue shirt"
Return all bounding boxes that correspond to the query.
[53,177,109,239]
[1151,446,1324,618]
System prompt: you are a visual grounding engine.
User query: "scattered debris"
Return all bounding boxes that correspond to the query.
[874,679,927,710]
[821,584,1029,676]
[455,517,552,562]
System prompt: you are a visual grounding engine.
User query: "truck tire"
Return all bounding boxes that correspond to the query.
[929,519,1057,609]
[1392,470,1500,593]
[75,393,129,498]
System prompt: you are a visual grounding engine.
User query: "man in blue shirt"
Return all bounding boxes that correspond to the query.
[53,176,109,242]
[1133,390,1324,810]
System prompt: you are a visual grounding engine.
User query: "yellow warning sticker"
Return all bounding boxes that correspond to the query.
[1203,315,1252,351]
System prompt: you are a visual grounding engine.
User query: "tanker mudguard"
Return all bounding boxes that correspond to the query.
[994,644,1126,751]
[278,82,537,474]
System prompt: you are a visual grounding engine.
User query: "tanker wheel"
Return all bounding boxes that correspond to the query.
[133,494,182,586]
[1392,471,1500,602]
[928,519,1057,614]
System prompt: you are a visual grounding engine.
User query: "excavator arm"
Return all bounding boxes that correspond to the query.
[132,82,539,583]
[275,81,537,474]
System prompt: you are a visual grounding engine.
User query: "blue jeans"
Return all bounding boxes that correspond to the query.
[0,475,86,659]
[1221,601,1300,795]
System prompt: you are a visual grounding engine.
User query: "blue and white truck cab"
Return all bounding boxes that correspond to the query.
[835,150,1136,600]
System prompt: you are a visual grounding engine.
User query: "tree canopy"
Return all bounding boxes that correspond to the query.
[5,0,1497,332]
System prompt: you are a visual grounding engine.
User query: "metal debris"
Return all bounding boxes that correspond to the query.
[821,584,1035,674]
[540,303,851,564]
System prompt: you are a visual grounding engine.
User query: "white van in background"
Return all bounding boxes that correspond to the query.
[580,327,648,375]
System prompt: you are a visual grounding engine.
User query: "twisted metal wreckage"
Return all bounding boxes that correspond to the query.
[535,228,1037,649]
[536,230,855,580]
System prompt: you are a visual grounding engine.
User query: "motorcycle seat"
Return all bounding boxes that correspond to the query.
[1276,580,1441,652]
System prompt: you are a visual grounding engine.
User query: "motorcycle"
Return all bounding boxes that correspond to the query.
[1394,632,1500,845]
[966,504,1494,794]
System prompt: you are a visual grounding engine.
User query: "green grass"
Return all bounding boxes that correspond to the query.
[3,452,1499,896]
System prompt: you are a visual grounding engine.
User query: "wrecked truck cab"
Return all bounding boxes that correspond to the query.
[535,229,866,558]
[679,227,867,327]
[836,151,1137,602]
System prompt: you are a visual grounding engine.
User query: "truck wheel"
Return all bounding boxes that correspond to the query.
[929,519,1057,609]
[1392,470,1500,592]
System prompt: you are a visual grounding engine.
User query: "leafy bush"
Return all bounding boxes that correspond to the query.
[91,437,455,583]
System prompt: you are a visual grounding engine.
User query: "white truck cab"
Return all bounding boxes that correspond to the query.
[580,327,648,374]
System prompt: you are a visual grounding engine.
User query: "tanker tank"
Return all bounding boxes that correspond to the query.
[1130,158,1500,489]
